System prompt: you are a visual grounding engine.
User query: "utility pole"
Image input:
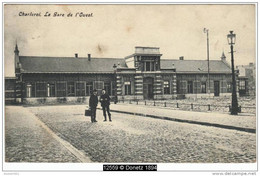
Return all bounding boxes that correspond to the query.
[204,28,210,97]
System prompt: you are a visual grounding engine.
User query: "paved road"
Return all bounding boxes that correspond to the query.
[108,104,256,131]
[23,105,256,163]
[5,106,81,162]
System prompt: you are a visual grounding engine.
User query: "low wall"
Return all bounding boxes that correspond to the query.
[117,94,178,100]
[22,93,237,105]
[23,97,90,105]
[156,94,178,100]
[185,93,232,99]
[117,95,143,100]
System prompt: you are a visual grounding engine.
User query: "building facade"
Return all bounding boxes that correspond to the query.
[236,63,256,96]
[12,45,234,104]
[5,77,16,104]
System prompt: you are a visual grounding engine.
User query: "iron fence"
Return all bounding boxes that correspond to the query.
[117,99,256,114]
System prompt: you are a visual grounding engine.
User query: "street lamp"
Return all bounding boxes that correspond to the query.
[227,31,239,115]
[204,28,210,97]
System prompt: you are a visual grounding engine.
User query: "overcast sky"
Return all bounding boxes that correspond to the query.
[4,4,256,77]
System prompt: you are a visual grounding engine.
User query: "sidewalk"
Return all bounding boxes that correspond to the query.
[107,104,256,133]
[5,106,85,162]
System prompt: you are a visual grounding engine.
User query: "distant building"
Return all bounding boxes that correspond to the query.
[5,77,16,104]
[10,44,234,104]
[236,63,256,96]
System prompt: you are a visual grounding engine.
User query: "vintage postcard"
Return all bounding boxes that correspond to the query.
[2,3,257,174]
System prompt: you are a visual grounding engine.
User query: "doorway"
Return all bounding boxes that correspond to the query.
[214,81,220,96]
[143,77,154,99]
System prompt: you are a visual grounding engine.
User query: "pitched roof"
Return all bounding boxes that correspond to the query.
[19,56,231,74]
[161,59,231,73]
[19,56,126,73]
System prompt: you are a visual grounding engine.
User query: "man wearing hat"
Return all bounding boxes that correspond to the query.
[100,89,112,122]
[89,89,98,123]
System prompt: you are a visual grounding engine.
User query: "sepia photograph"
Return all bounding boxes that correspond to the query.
[2,2,257,174]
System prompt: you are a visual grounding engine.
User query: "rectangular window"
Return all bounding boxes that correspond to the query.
[104,83,111,95]
[150,62,155,71]
[76,82,85,96]
[36,82,47,97]
[201,82,206,93]
[239,80,246,90]
[187,81,193,93]
[221,80,227,93]
[31,83,36,97]
[57,82,66,97]
[163,81,170,94]
[146,62,151,71]
[124,81,131,95]
[180,81,187,94]
[193,81,200,93]
[86,82,93,96]
[227,82,232,93]
[67,82,75,96]
[144,61,155,71]
[94,81,104,95]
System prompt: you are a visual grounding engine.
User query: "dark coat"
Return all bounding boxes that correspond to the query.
[100,94,110,107]
[89,94,98,108]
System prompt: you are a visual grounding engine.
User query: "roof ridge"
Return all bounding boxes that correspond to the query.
[161,59,223,61]
[20,56,124,60]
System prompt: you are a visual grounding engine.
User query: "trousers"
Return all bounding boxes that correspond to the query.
[102,105,111,120]
[91,107,97,122]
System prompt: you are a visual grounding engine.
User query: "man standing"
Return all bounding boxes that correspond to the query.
[100,89,112,122]
[89,89,98,123]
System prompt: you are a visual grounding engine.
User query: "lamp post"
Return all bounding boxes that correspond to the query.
[204,28,210,97]
[227,31,239,115]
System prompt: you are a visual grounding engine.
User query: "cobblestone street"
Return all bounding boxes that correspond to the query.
[5,105,256,163]
[5,106,80,162]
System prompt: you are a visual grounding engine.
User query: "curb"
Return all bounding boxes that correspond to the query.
[106,109,256,134]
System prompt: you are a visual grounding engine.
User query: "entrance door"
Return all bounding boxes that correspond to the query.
[148,84,153,99]
[214,81,220,96]
[143,77,154,99]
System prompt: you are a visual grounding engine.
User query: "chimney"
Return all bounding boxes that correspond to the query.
[88,54,91,61]
[179,56,184,60]
[75,53,78,58]
[172,63,176,72]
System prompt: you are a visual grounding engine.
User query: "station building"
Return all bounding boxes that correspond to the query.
[11,45,234,104]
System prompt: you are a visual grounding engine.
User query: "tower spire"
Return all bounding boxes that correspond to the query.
[221,51,226,61]
[14,40,19,54]
[14,41,20,69]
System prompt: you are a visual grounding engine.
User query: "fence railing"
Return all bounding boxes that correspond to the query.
[117,99,256,114]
